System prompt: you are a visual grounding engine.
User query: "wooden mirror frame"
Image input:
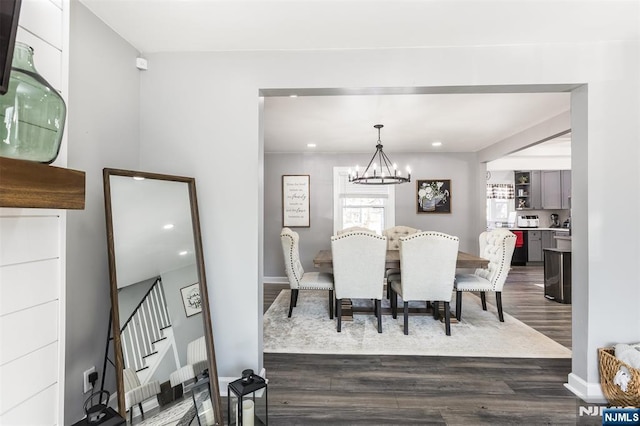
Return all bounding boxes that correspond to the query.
[103,168,223,424]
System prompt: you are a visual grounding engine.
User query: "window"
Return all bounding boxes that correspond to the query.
[333,167,395,234]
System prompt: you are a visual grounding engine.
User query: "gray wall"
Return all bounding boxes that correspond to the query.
[161,265,204,367]
[65,1,141,422]
[264,152,479,277]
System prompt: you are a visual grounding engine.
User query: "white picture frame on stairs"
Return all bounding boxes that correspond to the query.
[180,282,202,317]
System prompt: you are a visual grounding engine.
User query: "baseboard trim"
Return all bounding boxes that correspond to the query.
[264,276,288,284]
[565,373,607,404]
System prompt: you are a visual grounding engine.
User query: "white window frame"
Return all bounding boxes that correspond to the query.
[333,167,395,234]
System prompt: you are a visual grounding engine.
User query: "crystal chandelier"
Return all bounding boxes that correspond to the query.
[349,124,411,185]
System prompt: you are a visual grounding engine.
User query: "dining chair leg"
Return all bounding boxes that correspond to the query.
[496,292,504,322]
[444,301,451,336]
[432,301,439,320]
[376,299,382,333]
[293,289,299,307]
[403,301,409,335]
[130,408,133,424]
[288,289,298,318]
[391,288,397,318]
[455,291,462,321]
[480,291,487,310]
[328,289,334,319]
[336,299,342,332]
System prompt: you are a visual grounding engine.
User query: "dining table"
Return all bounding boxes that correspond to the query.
[313,249,489,270]
[312,249,490,322]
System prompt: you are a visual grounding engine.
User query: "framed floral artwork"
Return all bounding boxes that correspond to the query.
[417,179,451,213]
[180,283,202,317]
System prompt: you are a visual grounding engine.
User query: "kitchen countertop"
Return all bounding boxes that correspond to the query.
[505,227,571,232]
[543,247,572,253]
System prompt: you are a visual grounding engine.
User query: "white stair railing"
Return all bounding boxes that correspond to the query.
[121,278,172,372]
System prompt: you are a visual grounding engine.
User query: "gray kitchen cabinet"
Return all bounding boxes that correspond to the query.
[528,230,543,262]
[541,170,562,209]
[530,170,542,209]
[514,170,542,210]
[561,170,572,209]
[541,230,555,250]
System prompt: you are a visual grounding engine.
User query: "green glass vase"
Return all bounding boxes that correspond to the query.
[0,42,67,163]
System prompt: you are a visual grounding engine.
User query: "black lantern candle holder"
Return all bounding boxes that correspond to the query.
[227,369,268,425]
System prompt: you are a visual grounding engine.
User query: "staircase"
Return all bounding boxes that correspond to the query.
[120,278,173,379]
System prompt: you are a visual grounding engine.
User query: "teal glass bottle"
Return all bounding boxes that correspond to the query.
[0,42,67,163]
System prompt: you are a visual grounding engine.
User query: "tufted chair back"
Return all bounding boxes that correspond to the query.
[474,229,516,292]
[383,226,421,250]
[337,226,375,235]
[280,227,305,290]
[398,232,459,301]
[331,231,387,300]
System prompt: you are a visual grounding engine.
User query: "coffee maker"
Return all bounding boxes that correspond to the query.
[550,213,560,228]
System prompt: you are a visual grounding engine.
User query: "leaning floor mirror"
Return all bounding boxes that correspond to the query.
[103,168,223,425]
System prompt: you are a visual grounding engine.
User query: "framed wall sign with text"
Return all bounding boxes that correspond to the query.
[282,175,310,227]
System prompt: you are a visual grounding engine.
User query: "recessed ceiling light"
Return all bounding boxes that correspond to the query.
[179,250,188,256]
[163,224,174,230]
[289,94,298,98]
[133,176,145,181]
[432,141,442,147]
[307,143,316,148]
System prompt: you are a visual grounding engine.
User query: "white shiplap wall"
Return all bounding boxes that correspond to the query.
[0,1,68,425]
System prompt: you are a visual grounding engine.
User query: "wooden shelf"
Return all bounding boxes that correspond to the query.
[0,157,85,209]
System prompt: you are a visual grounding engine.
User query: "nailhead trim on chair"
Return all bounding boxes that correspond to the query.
[281,229,302,288]
[401,231,459,242]
[331,231,387,241]
[485,232,516,291]
[455,230,517,291]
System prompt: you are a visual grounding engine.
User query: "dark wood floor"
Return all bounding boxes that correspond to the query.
[260,266,601,425]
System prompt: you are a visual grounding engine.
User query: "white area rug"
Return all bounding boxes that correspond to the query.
[264,289,571,358]
[136,396,194,426]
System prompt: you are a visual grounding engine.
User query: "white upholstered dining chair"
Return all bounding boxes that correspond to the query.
[280,227,334,319]
[388,231,459,336]
[169,335,208,388]
[382,225,421,297]
[331,231,387,333]
[382,225,422,250]
[337,226,375,235]
[454,228,517,322]
[123,368,161,423]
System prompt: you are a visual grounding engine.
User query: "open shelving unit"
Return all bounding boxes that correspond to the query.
[515,171,531,210]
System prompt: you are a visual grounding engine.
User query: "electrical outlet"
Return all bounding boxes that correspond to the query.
[83,366,96,393]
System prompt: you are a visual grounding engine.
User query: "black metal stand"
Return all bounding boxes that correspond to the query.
[101,311,116,394]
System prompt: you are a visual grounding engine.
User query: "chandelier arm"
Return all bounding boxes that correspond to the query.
[361,148,380,177]
[378,149,396,176]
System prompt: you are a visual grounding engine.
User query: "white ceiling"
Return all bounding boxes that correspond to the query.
[264,93,570,153]
[79,1,638,53]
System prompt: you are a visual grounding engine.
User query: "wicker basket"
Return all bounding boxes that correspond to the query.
[598,347,640,406]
